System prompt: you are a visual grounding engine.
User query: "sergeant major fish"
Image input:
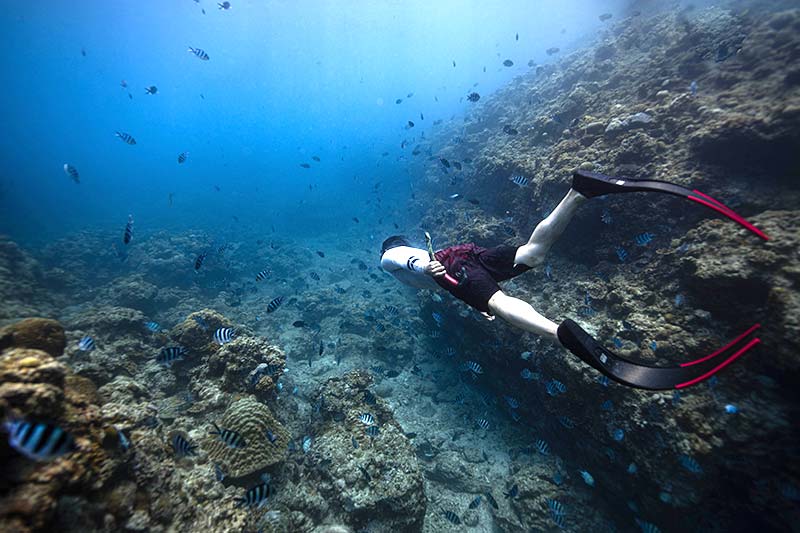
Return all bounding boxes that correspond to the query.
[3,420,77,461]
[266,296,285,313]
[63,163,80,184]
[123,215,134,244]
[210,422,246,448]
[187,47,210,60]
[213,327,235,345]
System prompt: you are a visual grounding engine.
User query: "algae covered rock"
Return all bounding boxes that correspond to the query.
[0,318,66,358]
[205,396,289,479]
[171,309,232,355]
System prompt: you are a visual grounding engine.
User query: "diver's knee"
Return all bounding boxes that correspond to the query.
[514,245,543,268]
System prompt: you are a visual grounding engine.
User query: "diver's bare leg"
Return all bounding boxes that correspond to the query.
[514,188,587,268]
[487,291,559,342]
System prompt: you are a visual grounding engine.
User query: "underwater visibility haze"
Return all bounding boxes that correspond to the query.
[0,0,799,532]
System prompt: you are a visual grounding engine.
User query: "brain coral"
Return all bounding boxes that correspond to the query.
[205,396,289,479]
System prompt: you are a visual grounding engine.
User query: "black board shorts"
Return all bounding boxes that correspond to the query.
[434,243,531,313]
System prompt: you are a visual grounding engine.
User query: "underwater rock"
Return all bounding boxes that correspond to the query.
[0,317,66,358]
[0,237,58,322]
[301,370,426,531]
[205,396,289,479]
[171,309,232,355]
[206,335,285,394]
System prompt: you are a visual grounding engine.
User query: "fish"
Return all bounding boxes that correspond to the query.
[352,217,360,223]
[528,59,535,67]
[464,361,483,375]
[384,305,398,316]
[300,163,311,168]
[193,252,208,271]
[502,125,519,135]
[544,264,553,278]
[649,340,658,351]
[407,120,415,128]
[78,336,95,352]
[615,246,628,262]
[395,98,402,104]
[439,158,451,168]
[635,232,654,246]
[235,482,273,509]
[545,379,566,396]
[468,495,481,509]
[218,1,231,9]
[145,86,158,95]
[503,59,513,67]
[193,315,210,331]
[442,510,461,525]
[144,321,161,333]
[724,404,738,414]
[690,80,698,96]
[3,420,77,461]
[546,47,560,55]
[316,250,325,257]
[309,272,320,281]
[114,425,131,452]
[452,60,456,67]
[601,209,612,224]
[63,163,80,184]
[520,368,539,381]
[115,131,137,145]
[177,152,188,164]
[612,337,623,348]
[157,346,186,366]
[627,463,638,474]
[187,47,210,60]
[715,43,733,62]
[123,215,134,244]
[579,470,595,486]
[265,429,278,445]
[213,327,235,345]
[444,347,456,358]
[365,425,380,437]
[509,175,529,188]
[516,32,519,40]
[476,418,490,430]
[431,312,443,327]
[172,432,197,457]
[598,375,609,387]
[635,519,662,533]
[334,286,346,294]
[599,13,613,21]
[292,320,306,328]
[674,293,685,306]
[558,416,575,429]
[214,463,226,481]
[548,499,566,528]
[484,492,499,509]
[312,156,320,162]
[601,399,614,411]
[352,436,359,449]
[534,438,550,455]
[679,454,703,474]
[266,296,285,313]
[210,422,246,448]
[256,269,272,281]
[302,435,312,453]
[613,428,624,441]
[359,413,375,425]
[504,484,518,498]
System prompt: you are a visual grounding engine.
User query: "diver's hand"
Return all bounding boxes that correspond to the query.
[424,260,447,278]
[481,312,496,321]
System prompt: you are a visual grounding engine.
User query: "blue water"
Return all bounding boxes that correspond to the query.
[0,0,625,244]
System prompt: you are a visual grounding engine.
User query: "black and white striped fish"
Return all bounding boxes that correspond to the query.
[476,418,491,430]
[157,346,186,366]
[509,174,529,187]
[115,131,137,145]
[3,420,77,461]
[177,152,188,164]
[266,296,285,313]
[210,422,246,448]
[464,361,483,375]
[194,251,208,271]
[213,327,235,345]
[234,481,272,508]
[63,163,80,184]
[187,47,210,60]
[171,433,197,457]
[365,425,380,437]
[359,413,375,425]
[443,510,461,525]
[256,269,271,282]
[77,336,95,352]
[123,215,134,244]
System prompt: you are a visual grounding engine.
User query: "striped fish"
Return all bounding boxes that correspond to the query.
[144,321,161,333]
[194,251,208,271]
[77,336,95,352]
[177,152,188,164]
[213,327,235,345]
[210,422,246,448]
[115,131,136,145]
[63,163,80,184]
[509,174,529,187]
[468,495,482,509]
[266,296,285,313]
[157,346,186,366]
[534,438,550,455]
[464,361,483,375]
[476,418,490,430]
[234,482,272,508]
[123,215,134,244]
[3,420,77,461]
[443,510,461,524]
[256,269,271,282]
[365,425,380,437]
[359,413,375,425]
[187,47,210,60]
[172,433,197,457]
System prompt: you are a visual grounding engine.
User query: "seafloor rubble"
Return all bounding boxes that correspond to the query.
[1,3,799,533]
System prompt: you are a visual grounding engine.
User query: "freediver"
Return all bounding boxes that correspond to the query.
[380,170,768,390]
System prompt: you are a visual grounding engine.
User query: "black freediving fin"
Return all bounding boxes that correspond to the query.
[571,170,769,241]
[556,319,761,390]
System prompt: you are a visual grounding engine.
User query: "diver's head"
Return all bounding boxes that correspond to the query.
[380,235,410,256]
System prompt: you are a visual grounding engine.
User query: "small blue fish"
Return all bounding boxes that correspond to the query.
[615,246,628,262]
[612,428,624,441]
[359,413,375,425]
[689,80,698,96]
[558,416,575,429]
[464,361,483,375]
[583,292,591,305]
[601,399,614,411]
[724,404,738,414]
[144,321,161,333]
[634,232,654,246]
[509,174,529,187]
[544,264,553,279]
[187,47,210,60]
[78,336,95,352]
[679,454,703,474]
[674,293,685,306]
[579,470,594,487]
[545,379,566,396]
[649,340,658,351]
[4,420,77,461]
[476,418,490,430]
[432,312,443,327]
[627,463,638,474]
[114,425,130,452]
[504,396,520,409]
[597,375,609,387]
